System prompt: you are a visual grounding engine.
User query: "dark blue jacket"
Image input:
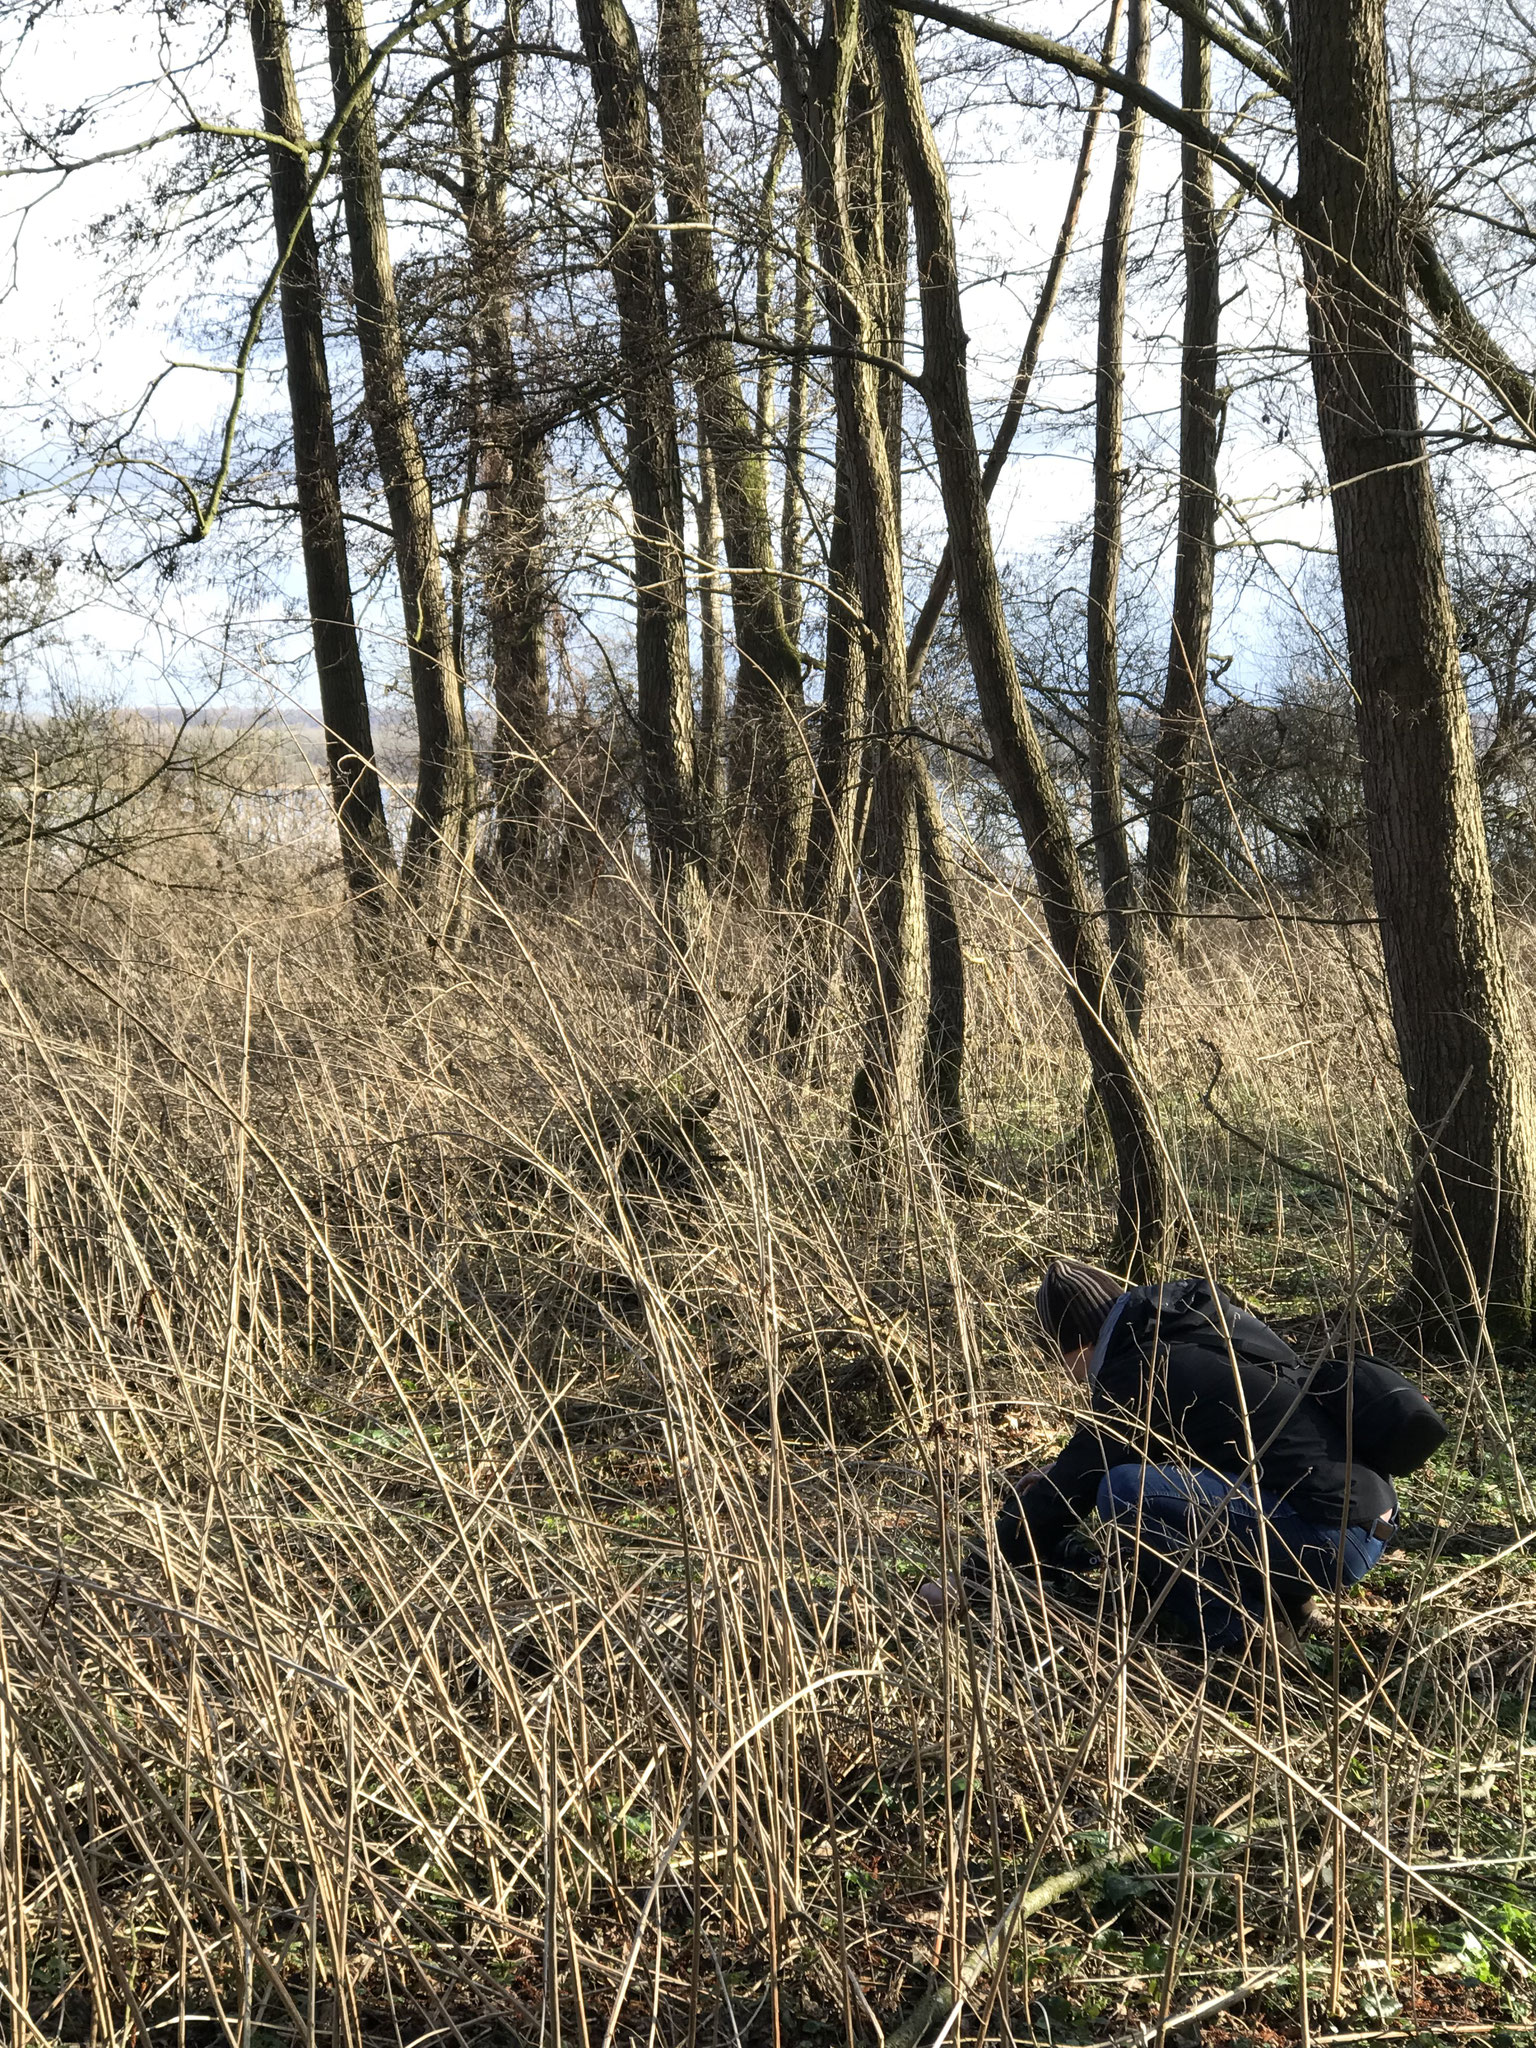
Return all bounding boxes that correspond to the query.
[998,1277,1398,1565]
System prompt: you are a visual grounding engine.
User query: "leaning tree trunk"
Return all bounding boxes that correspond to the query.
[577,0,707,967]
[1084,0,1149,1033]
[1145,4,1221,956]
[872,0,1169,1266]
[248,0,394,910]
[773,0,928,1140]
[656,0,810,903]
[905,0,1120,688]
[1291,0,1536,1330]
[448,7,551,878]
[324,0,477,910]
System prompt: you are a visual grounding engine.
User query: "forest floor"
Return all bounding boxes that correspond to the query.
[0,852,1530,2047]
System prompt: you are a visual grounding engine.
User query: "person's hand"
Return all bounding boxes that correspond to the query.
[1012,1465,1048,1492]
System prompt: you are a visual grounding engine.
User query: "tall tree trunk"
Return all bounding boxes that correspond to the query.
[1145,5,1221,956]
[248,0,394,909]
[872,0,1169,1265]
[1291,0,1536,1330]
[905,0,1121,686]
[773,1,928,1138]
[448,4,551,879]
[656,0,809,903]
[780,194,815,644]
[1084,0,1149,1033]
[324,0,477,909]
[696,429,729,883]
[577,0,707,963]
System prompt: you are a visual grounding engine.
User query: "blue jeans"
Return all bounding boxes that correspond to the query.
[1096,1463,1389,1651]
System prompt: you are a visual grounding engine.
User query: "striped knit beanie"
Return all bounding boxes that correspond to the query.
[1034,1257,1124,1350]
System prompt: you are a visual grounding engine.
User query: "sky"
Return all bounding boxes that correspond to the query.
[0,0,1342,735]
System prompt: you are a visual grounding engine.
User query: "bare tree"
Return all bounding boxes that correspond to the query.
[1291,0,1536,1328]
[1084,0,1148,1032]
[773,4,929,1137]
[1145,1,1222,956]
[577,0,708,965]
[656,0,810,903]
[325,0,478,911]
[247,0,394,910]
[442,1,551,879]
[872,0,1169,1262]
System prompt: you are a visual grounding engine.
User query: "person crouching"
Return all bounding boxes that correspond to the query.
[997,1259,1401,1652]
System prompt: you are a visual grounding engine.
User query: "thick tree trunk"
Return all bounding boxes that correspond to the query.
[324,0,477,908]
[905,0,1120,689]
[576,0,707,959]
[1084,0,1149,1033]
[1145,7,1220,956]
[1291,0,1536,1329]
[873,0,1169,1265]
[248,0,394,909]
[447,10,551,878]
[656,0,809,903]
[773,3,928,1137]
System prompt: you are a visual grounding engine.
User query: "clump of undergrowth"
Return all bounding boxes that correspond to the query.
[0,858,1529,2047]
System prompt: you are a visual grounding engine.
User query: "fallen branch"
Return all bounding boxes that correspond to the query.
[885,1840,1145,2048]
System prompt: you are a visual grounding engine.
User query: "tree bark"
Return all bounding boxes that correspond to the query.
[1084,0,1149,1033]
[577,0,707,960]
[1291,0,1536,1329]
[872,0,1169,1264]
[1145,5,1221,956]
[324,0,477,909]
[773,0,928,1138]
[248,0,394,909]
[656,0,810,903]
[695,429,729,883]
[780,193,815,645]
[447,4,551,878]
[905,0,1121,689]
[917,760,974,1169]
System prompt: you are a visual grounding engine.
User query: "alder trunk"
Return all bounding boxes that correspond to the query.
[325,0,477,908]
[1292,0,1536,1328]
[248,0,393,908]
[1145,7,1221,955]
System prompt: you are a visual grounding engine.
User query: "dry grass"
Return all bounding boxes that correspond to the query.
[0,848,1531,2048]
